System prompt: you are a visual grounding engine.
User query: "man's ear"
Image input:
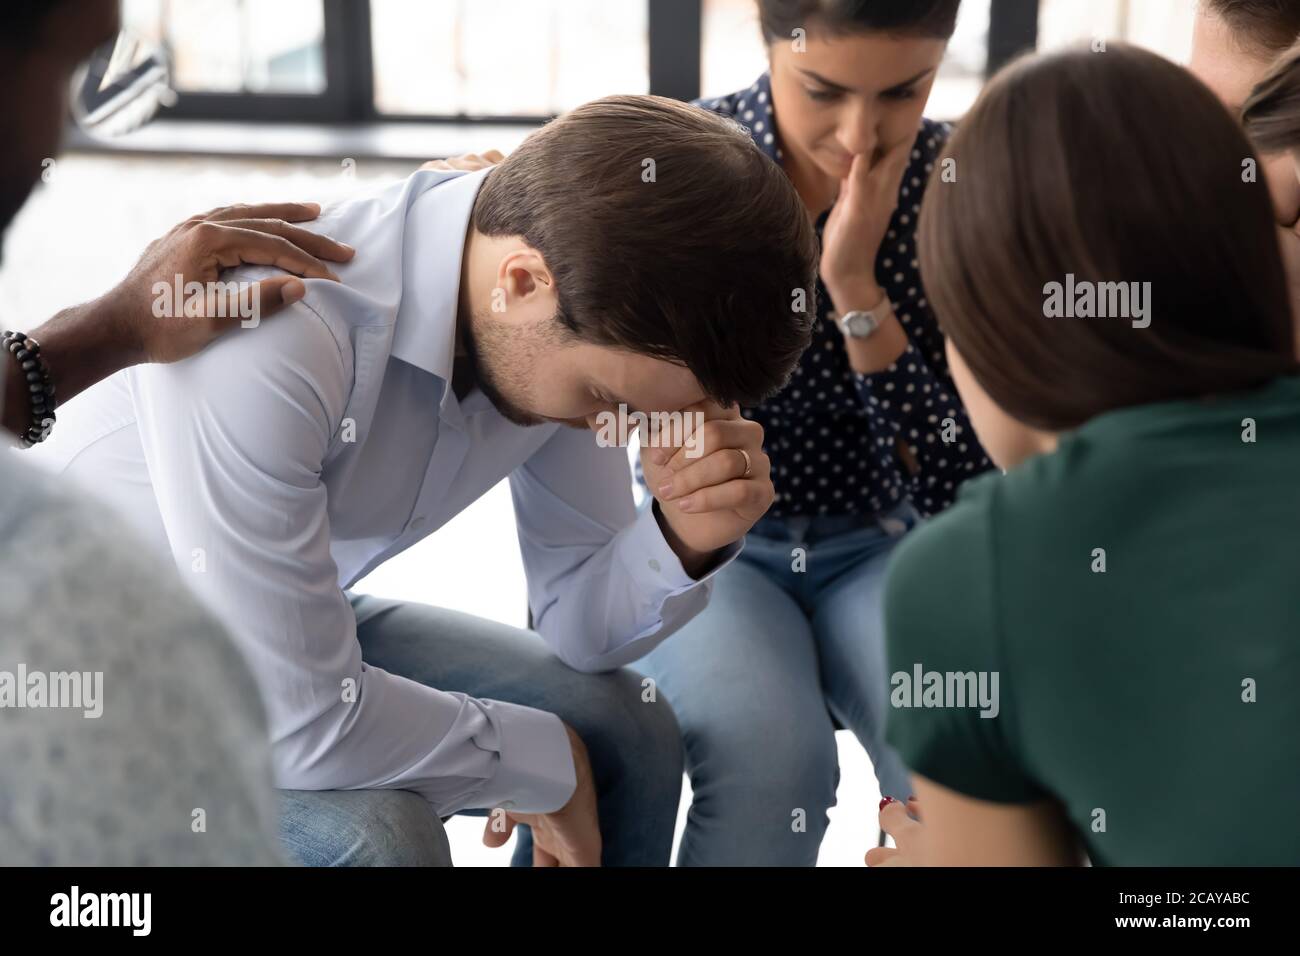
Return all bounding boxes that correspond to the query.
[495,246,554,311]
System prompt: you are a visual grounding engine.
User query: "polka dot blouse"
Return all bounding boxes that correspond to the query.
[698,73,994,520]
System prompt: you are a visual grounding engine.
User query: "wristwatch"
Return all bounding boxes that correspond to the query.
[834,295,893,339]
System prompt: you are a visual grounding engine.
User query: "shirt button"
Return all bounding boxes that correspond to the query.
[648,558,661,573]
[499,800,516,811]
[410,515,426,529]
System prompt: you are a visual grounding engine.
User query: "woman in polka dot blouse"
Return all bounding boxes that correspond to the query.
[636,0,994,865]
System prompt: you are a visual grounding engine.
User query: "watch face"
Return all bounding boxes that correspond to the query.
[845,312,876,337]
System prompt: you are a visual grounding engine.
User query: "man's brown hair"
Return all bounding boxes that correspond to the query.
[918,43,1297,433]
[472,94,818,408]
[1205,0,1300,56]
[1243,38,1300,152]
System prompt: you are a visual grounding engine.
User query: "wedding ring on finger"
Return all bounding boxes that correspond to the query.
[736,447,752,478]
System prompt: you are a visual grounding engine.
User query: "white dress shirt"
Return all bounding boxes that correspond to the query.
[34,168,736,816]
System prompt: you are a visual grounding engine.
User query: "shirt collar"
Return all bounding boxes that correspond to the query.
[390,166,492,403]
[724,72,783,164]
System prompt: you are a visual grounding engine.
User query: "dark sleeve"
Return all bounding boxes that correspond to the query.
[854,342,992,517]
[882,475,1047,804]
[851,120,994,516]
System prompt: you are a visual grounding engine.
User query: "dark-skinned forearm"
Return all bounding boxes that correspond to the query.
[3,297,140,438]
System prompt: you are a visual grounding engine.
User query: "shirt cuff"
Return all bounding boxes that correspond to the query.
[475,699,576,814]
[625,498,742,595]
[854,341,922,388]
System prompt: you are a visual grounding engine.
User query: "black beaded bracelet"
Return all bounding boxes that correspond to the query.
[2,330,57,447]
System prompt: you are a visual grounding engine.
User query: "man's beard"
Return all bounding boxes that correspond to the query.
[459,309,549,428]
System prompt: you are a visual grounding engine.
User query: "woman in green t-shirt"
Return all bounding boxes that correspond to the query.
[871,43,1300,866]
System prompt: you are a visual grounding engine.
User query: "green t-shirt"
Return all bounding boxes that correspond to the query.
[883,376,1300,866]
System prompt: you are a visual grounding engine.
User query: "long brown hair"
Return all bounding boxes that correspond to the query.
[1243,39,1300,153]
[918,43,1297,432]
[1205,0,1300,57]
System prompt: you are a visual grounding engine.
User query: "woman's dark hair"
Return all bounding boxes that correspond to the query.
[918,43,1297,432]
[1243,39,1300,153]
[1204,0,1300,57]
[757,0,961,44]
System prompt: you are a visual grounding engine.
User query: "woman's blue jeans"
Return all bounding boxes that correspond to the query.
[636,502,920,866]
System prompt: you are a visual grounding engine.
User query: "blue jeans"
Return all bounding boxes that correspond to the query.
[638,503,920,866]
[278,594,684,866]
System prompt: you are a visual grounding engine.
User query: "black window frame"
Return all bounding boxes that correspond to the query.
[157,0,1039,125]
[161,0,370,123]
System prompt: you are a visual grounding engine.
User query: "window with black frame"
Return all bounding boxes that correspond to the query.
[110,0,1199,131]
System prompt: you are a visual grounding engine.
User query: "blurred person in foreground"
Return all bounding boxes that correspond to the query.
[872,44,1299,867]
[1,0,356,864]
